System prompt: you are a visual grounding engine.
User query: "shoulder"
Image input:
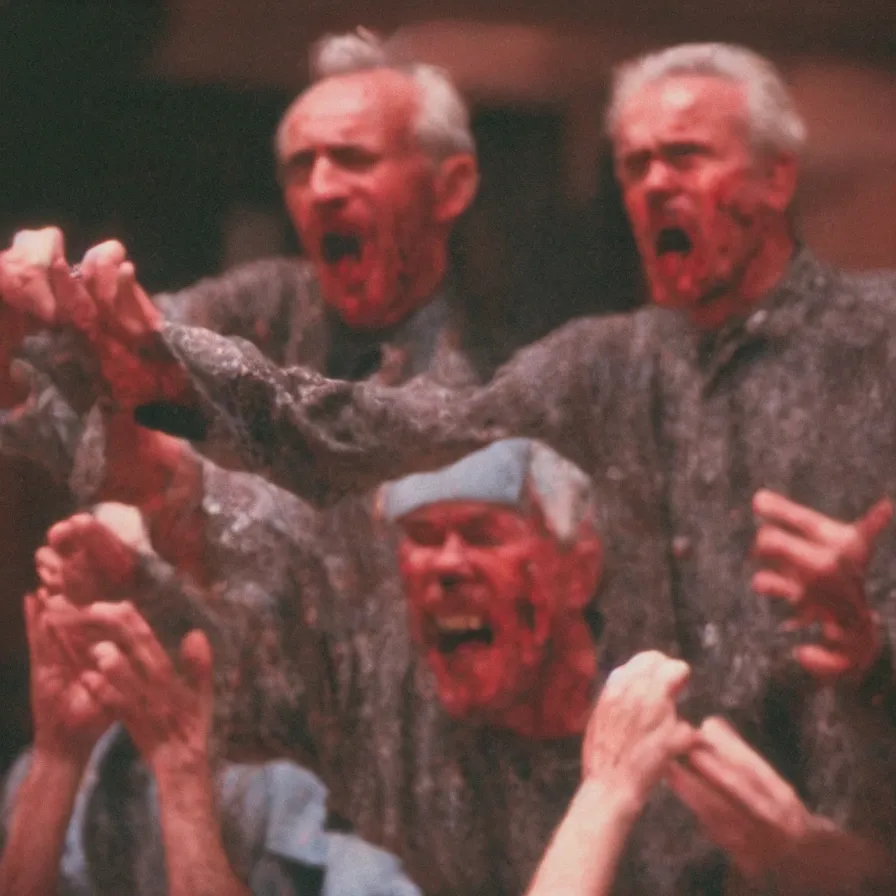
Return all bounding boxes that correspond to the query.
[813,262,896,344]
[322,832,422,896]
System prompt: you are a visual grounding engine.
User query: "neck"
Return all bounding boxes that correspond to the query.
[687,223,795,331]
[493,624,597,740]
[405,238,449,319]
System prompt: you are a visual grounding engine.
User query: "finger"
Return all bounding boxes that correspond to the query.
[91,640,145,703]
[670,719,700,756]
[753,526,831,585]
[855,497,893,544]
[180,629,214,698]
[793,644,852,681]
[115,262,161,337]
[85,602,174,681]
[694,717,801,813]
[753,490,842,543]
[667,760,738,828]
[654,656,692,700]
[47,514,97,555]
[49,259,93,331]
[34,546,63,591]
[11,227,65,265]
[751,569,802,604]
[80,241,127,296]
[78,668,128,716]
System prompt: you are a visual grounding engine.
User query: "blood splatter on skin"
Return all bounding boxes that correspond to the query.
[614,75,795,330]
[278,69,453,330]
[396,500,601,739]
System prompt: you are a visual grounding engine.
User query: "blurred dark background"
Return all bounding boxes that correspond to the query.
[0,0,893,769]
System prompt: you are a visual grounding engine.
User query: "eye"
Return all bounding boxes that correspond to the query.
[665,143,708,169]
[403,522,445,547]
[331,145,379,171]
[280,150,315,184]
[620,150,652,182]
[458,521,508,547]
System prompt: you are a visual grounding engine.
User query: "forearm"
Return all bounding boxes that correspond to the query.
[141,318,596,507]
[155,758,251,896]
[86,410,210,586]
[526,780,642,896]
[0,750,83,896]
[771,819,896,895]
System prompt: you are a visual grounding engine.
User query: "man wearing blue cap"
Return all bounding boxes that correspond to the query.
[380,438,603,738]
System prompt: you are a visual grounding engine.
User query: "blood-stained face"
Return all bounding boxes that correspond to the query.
[396,500,601,729]
[614,75,793,327]
[278,69,476,330]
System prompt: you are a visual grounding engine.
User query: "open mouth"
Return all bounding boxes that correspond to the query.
[432,614,494,654]
[321,232,362,265]
[655,226,693,257]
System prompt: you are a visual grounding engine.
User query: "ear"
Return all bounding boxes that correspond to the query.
[433,153,479,224]
[759,151,798,213]
[563,527,604,610]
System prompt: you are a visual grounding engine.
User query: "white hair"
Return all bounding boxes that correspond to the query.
[606,43,807,158]
[276,28,475,164]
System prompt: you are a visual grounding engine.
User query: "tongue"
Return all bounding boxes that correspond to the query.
[656,250,690,284]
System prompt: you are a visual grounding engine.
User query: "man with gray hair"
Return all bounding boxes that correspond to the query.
[380,438,603,737]
[56,40,896,892]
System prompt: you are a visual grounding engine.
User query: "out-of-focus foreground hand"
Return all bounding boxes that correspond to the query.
[35,509,146,605]
[25,589,114,764]
[667,716,813,884]
[40,595,214,773]
[583,650,697,805]
[0,227,68,322]
[752,489,893,683]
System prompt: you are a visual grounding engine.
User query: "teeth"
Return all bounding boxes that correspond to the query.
[435,615,485,632]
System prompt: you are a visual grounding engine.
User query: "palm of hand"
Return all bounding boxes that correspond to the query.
[31,649,111,756]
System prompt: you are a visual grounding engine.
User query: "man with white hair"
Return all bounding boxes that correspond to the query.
[0,26,480,570]
[54,41,896,891]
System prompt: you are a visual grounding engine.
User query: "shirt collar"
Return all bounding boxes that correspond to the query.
[324,284,451,381]
[661,245,832,381]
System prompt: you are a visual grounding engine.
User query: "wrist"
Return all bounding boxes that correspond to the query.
[576,776,644,829]
[29,744,90,788]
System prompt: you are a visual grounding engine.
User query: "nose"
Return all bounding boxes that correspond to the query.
[308,155,349,205]
[642,158,677,201]
[432,533,471,581]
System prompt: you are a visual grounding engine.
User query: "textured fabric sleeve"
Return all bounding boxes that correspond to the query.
[154,258,314,365]
[138,315,613,507]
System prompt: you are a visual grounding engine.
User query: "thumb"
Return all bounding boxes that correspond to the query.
[856,497,893,543]
[116,262,161,337]
[179,629,213,696]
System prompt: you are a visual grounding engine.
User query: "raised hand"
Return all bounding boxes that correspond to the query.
[0,227,67,322]
[45,599,214,773]
[25,589,114,763]
[582,650,697,803]
[752,489,893,682]
[36,511,143,605]
[668,717,815,883]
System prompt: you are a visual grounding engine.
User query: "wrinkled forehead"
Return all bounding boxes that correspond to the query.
[615,75,749,151]
[281,70,418,153]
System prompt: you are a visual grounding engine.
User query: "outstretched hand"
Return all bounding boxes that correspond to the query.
[752,489,892,682]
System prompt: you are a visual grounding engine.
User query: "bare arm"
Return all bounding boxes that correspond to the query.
[527,652,696,896]
[0,751,83,896]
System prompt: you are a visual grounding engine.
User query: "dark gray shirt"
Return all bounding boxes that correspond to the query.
[149,248,896,893]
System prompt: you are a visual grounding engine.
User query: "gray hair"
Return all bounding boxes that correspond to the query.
[606,43,807,158]
[276,28,475,164]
